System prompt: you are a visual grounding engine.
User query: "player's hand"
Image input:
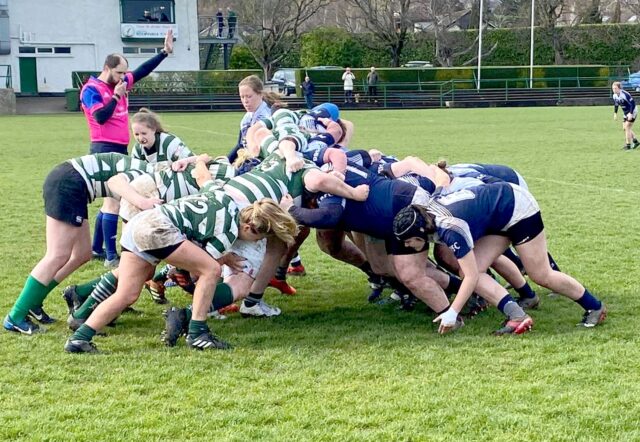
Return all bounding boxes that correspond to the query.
[279,194,294,211]
[218,253,245,272]
[433,307,459,334]
[317,117,332,126]
[352,184,370,201]
[286,156,304,173]
[368,149,382,162]
[114,81,127,99]
[164,29,174,54]
[171,159,189,172]
[138,197,163,210]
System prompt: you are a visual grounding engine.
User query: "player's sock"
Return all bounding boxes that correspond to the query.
[575,289,602,311]
[152,265,171,283]
[102,213,119,261]
[358,261,375,278]
[243,292,264,308]
[92,211,105,255]
[502,247,524,272]
[74,272,118,319]
[290,254,302,267]
[547,253,560,271]
[71,323,97,342]
[497,295,526,319]
[9,275,55,322]
[187,320,209,340]
[212,283,234,310]
[515,282,536,299]
[275,266,288,281]
[445,275,462,295]
[75,276,102,303]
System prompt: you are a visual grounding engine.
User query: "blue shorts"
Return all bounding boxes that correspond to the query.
[89,142,128,155]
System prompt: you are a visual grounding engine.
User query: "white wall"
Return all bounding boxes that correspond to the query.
[0,0,200,93]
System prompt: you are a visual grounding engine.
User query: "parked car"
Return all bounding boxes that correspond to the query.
[270,68,296,96]
[621,71,640,92]
[402,60,433,68]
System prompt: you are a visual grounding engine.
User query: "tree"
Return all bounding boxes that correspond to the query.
[237,0,331,79]
[345,0,414,67]
[536,0,567,64]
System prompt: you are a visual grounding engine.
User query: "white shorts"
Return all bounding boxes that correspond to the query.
[221,238,267,279]
[119,174,160,222]
[502,184,540,231]
[411,186,431,206]
[514,171,528,191]
[120,209,185,265]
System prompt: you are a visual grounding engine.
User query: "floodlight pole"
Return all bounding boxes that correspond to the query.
[477,0,484,91]
[530,0,535,88]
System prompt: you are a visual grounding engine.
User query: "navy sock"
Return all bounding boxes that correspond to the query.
[275,266,287,281]
[576,289,602,311]
[547,253,560,271]
[102,213,119,261]
[92,211,105,254]
[244,292,264,307]
[503,247,524,272]
[290,254,302,266]
[515,282,536,299]
[445,275,462,295]
[497,295,515,314]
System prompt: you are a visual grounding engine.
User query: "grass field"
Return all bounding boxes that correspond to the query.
[1,106,639,441]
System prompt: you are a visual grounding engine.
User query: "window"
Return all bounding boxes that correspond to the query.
[19,47,36,53]
[54,47,71,54]
[122,46,164,55]
[19,46,71,55]
[121,0,174,23]
[36,47,53,53]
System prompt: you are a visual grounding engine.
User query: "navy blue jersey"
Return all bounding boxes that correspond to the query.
[303,133,342,167]
[448,163,519,185]
[430,182,516,259]
[613,90,636,116]
[319,164,416,238]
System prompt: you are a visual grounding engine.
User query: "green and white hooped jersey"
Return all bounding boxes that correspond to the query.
[160,185,239,259]
[257,109,308,159]
[224,152,316,204]
[131,132,194,170]
[153,160,236,202]
[69,153,155,202]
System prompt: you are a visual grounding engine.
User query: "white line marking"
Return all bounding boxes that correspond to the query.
[528,177,640,195]
[171,124,237,138]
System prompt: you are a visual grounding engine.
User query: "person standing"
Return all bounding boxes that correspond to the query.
[612,81,639,151]
[80,29,174,269]
[342,67,355,104]
[227,7,237,39]
[367,66,379,103]
[216,8,224,38]
[301,76,315,109]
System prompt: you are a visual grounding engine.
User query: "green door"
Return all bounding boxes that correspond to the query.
[19,58,38,95]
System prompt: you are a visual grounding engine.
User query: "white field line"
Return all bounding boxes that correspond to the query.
[170,124,237,138]
[528,176,640,196]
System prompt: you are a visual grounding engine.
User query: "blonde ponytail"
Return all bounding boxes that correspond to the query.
[239,199,298,245]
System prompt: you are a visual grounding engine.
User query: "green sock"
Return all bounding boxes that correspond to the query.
[73,297,99,320]
[47,280,59,291]
[75,276,103,303]
[71,323,97,342]
[9,275,54,322]
[212,283,234,310]
[187,320,209,339]
[152,265,171,283]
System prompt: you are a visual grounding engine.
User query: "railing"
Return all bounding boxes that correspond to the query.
[0,64,11,89]
[198,15,240,39]
[438,75,617,106]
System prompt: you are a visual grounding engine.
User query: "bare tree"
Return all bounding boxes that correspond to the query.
[536,0,567,64]
[345,0,414,67]
[238,0,331,78]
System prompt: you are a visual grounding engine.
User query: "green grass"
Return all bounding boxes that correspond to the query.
[1,107,639,441]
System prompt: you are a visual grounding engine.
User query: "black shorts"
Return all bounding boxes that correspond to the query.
[89,142,128,155]
[505,212,544,246]
[145,242,183,261]
[43,162,90,227]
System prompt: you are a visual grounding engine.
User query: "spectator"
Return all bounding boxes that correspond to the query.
[301,76,315,109]
[367,66,379,103]
[342,67,355,104]
[227,7,237,39]
[216,8,224,38]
